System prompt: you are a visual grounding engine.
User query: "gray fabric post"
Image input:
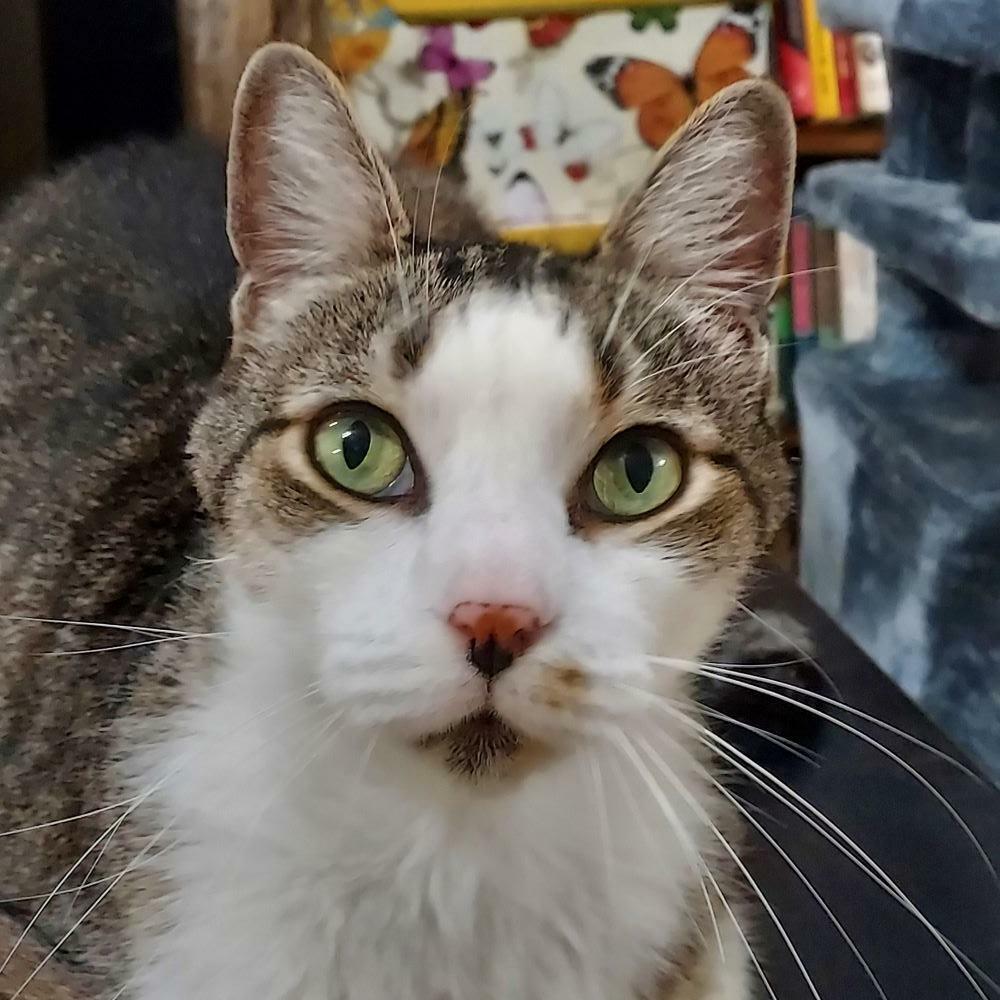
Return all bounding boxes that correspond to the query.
[798,0,1000,777]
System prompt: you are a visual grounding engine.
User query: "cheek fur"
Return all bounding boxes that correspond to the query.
[280,519,484,734]
[495,538,740,738]
[223,471,743,747]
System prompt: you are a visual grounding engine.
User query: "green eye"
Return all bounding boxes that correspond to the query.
[590,431,684,520]
[311,409,411,498]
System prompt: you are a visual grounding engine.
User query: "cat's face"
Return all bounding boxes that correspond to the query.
[190,44,794,780]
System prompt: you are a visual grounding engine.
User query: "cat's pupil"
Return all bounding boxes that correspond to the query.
[624,444,654,494]
[342,420,371,470]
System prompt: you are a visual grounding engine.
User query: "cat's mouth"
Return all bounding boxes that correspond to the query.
[418,709,524,779]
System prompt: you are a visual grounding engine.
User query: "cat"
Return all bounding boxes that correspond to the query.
[0,42,794,1000]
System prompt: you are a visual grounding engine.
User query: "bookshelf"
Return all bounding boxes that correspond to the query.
[797,120,885,158]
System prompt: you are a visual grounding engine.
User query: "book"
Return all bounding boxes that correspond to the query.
[789,216,817,342]
[775,0,815,120]
[801,0,840,120]
[853,32,891,116]
[768,284,797,422]
[836,229,878,343]
[811,224,841,346]
[833,32,859,119]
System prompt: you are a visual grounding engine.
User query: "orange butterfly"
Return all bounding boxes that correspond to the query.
[401,91,473,169]
[329,30,390,79]
[586,13,759,149]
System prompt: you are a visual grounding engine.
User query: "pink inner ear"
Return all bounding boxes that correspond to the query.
[226,44,409,330]
[601,80,794,311]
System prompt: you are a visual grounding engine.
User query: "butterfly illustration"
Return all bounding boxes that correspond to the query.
[587,11,760,148]
[693,11,760,102]
[418,26,495,92]
[330,30,391,79]
[401,90,474,169]
[326,0,399,79]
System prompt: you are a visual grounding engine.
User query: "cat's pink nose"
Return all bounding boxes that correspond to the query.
[447,602,546,678]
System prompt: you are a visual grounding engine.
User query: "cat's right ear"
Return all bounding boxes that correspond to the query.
[600,79,795,317]
[227,43,409,348]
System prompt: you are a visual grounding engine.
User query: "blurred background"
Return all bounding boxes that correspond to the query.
[2,0,998,778]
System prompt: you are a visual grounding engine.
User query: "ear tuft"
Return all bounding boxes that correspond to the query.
[227,43,409,341]
[601,79,795,313]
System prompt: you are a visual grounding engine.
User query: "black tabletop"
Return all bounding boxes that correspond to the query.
[734,572,1000,1000]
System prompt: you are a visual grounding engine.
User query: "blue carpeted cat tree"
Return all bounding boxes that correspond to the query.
[795,0,1000,778]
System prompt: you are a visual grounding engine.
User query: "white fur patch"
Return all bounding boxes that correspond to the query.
[135,290,747,1000]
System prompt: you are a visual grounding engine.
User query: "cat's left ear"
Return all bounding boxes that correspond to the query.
[600,79,795,315]
[227,43,410,343]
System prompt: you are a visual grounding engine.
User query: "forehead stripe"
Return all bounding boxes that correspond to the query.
[211,416,292,506]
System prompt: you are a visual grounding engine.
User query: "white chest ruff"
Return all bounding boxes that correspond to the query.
[135,706,713,1000]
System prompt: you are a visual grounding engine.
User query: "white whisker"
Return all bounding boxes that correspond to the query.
[628,732,823,1000]
[375,173,411,324]
[0,800,139,841]
[0,811,129,977]
[0,615,188,637]
[627,228,766,351]
[650,652,979,783]
[8,823,173,1000]
[695,701,821,766]
[631,686,995,999]
[691,663,995,879]
[410,188,421,258]
[585,750,615,912]
[702,724,997,1000]
[40,632,223,657]
[609,730,779,1000]
[603,242,653,351]
[640,717,887,1000]
[733,601,841,699]
[0,681,322,974]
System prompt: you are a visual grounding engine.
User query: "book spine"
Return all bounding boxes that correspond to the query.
[812,225,842,346]
[801,0,841,120]
[789,216,816,343]
[853,32,892,116]
[775,0,816,120]
[834,32,860,119]
[836,229,879,344]
[769,285,797,422]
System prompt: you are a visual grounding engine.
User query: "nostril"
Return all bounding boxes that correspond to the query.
[469,635,514,679]
[447,602,546,678]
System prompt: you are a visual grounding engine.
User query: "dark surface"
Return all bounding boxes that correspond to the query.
[741,571,1000,999]
[40,0,182,161]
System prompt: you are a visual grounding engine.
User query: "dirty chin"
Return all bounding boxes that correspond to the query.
[419,709,523,779]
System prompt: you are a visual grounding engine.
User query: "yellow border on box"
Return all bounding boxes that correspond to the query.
[388,0,727,22]
[500,223,605,254]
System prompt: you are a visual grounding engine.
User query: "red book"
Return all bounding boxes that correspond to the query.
[834,32,860,119]
[775,0,816,121]
[789,216,816,340]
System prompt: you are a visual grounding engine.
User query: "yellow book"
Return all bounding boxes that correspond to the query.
[801,0,840,120]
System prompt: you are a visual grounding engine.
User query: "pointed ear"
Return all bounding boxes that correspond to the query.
[227,43,409,341]
[601,79,795,313]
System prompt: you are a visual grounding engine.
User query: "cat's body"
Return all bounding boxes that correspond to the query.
[0,44,794,1000]
[0,138,234,992]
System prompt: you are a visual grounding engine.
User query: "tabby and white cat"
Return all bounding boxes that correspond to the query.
[0,42,794,1000]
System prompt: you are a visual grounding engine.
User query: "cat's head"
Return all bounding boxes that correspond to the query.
[189,43,794,780]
